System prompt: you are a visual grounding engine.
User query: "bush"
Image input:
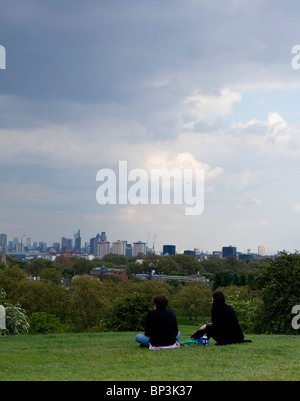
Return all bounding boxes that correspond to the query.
[1,288,30,336]
[1,304,30,335]
[29,312,64,334]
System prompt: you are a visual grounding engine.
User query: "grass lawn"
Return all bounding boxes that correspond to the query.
[0,327,299,381]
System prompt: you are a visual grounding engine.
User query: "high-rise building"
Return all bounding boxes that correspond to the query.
[0,233,7,248]
[97,241,110,258]
[258,243,266,256]
[90,237,97,255]
[222,246,237,258]
[112,240,127,256]
[100,232,107,242]
[74,229,81,253]
[133,241,147,257]
[52,242,60,252]
[21,235,26,247]
[163,245,176,255]
[61,237,73,252]
[126,243,132,258]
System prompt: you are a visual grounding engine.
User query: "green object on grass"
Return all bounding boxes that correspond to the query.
[180,337,198,345]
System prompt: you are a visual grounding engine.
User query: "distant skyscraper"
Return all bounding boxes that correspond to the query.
[61,237,73,252]
[133,241,147,257]
[258,243,266,256]
[97,242,110,258]
[21,235,26,247]
[100,232,107,242]
[126,243,132,258]
[0,233,7,249]
[74,229,81,253]
[222,246,237,258]
[163,245,176,255]
[90,237,97,255]
[52,242,60,252]
[112,240,127,256]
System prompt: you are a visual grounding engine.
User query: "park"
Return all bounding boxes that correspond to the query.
[0,251,299,381]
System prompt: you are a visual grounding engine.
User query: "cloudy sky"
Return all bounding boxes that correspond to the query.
[1,0,300,254]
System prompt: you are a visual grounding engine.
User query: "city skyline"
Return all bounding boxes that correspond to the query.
[1,229,269,257]
[1,2,300,256]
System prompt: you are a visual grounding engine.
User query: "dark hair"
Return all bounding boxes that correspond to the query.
[153,294,169,310]
[210,291,225,319]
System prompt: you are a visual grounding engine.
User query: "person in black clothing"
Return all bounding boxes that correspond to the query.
[189,291,246,345]
[135,294,181,348]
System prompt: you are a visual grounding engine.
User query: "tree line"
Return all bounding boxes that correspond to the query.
[0,252,299,335]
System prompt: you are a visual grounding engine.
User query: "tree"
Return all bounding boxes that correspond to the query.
[0,265,27,303]
[14,280,67,320]
[25,258,55,277]
[157,256,179,275]
[106,292,152,331]
[172,281,211,322]
[252,252,300,334]
[40,267,62,285]
[66,277,109,331]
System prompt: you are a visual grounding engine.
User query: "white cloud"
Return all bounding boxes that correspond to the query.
[293,204,300,213]
[181,88,242,129]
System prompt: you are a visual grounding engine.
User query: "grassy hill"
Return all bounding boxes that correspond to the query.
[0,328,299,381]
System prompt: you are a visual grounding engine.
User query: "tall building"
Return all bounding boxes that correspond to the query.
[133,241,147,257]
[21,235,26,247]
[90,237,97,255]
[61,237,73,252]
[100,232,107,242]
[74,229,81,253]
[126,243,132,258]
[0,233,7,248]
[52,242,60,252]
[112,240,127,256]
[222,246,237,258]
[163,245,176,255]
[97,241,110,258]
[258,243,266,256]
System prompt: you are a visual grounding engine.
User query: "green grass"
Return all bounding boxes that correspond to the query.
[0,327,299,381]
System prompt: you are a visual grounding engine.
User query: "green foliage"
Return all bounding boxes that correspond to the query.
[14,280,67,320]
[171,281,211,322]
[106,291,152,331]
[0,287,30,336]
[1,304,30,336]
[252,252,300,334]
[226,291,257,333]
[66,277,109,332]
[1,252,298,337]
[29,312,64,334]
[102,253,128,266]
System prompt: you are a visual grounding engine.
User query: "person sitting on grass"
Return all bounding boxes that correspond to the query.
[135,294,181,349]
[187,290,249,346]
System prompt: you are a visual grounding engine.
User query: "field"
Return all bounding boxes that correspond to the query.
[0,327,299,381]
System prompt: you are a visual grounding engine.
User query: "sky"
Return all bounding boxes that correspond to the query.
[1,0,300,254]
